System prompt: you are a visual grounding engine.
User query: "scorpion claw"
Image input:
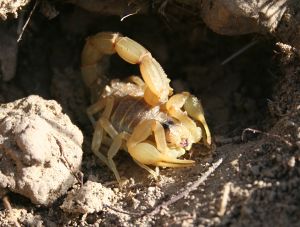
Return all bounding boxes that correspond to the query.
[128,142,195,168]
[184,95,212,146]
[166,92,211,147]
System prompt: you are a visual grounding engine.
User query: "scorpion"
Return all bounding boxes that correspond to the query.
[81,32,212,183]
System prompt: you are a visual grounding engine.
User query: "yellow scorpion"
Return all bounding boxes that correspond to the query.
[81,32,211,183]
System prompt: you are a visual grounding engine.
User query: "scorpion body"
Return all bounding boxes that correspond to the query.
[104,81,163,134]
[82,32,212,183]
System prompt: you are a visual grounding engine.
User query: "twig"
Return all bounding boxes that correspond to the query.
[120,2,141,21]
[221,40,258,65]
[144,158,223,217]
[120,9,140,21]
[241,128,293,147]
[17,0,39,42]
[218,182,231,216]
[2,196,12,211]
[215,136,241,146]
[55,137,84,186]
[2,196,21,227]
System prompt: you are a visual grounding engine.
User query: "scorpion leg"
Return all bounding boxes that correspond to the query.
[87,100,113,147]
[98,121,130,184]
[91,122,109,167]
[133,159,159,180]
[91,97,114,166]
[127,119,195,171]
[99,118,118,138]
[166,92,211,146]
[87,98,107,125]
[106,132,129,184]
[91,97,132,183]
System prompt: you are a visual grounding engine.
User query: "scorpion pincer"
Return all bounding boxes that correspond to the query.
[81,32,212,183]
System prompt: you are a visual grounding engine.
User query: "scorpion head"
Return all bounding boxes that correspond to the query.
[162,119,194,151]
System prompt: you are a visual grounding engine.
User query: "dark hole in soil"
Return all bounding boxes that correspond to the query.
[108,32,277,138]
[5,5,278,140]
[1,5,279,169]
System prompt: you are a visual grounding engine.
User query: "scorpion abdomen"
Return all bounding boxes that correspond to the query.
[111,95,167,133]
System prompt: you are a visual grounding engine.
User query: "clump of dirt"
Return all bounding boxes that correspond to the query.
[0,95,83,205]
[0,207,43,226]
[0,0,30,20]
[61,180,115,214]
[0,1,299,226]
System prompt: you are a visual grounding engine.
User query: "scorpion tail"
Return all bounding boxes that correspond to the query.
[81,32,119,102]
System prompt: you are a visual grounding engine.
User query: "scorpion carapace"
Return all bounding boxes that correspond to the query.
[81,32,212,183]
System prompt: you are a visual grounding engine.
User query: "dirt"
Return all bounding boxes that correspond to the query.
[0,0,30,20]
[0,95,83,206]
[61,181,115,214]
[0,1,300,226]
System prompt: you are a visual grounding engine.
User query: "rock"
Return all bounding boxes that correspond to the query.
[201,0,288,35]
[0,0,30,20]
[0,95,83,205]
[0,207,44,226]
[61,181,115,214]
